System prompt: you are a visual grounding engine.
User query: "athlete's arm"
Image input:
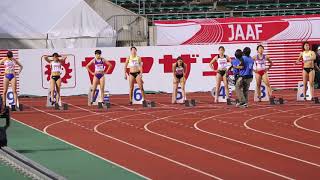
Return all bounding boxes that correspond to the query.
[226,55,232,62]
[227,63,233,72]
[0,57,7,65]
[86,59,95,75]
[183,63,187,79]
[266,55,273,71]
[124,58,129,80]
[43,55,51,63]
[209,56,218,71]
[59,56,67,63]
[104,59,113,74]
[252,56,258,73]
[138,57,143,75]
[13,58,23,74]
[295,52,303,64]
[172,63,176,77]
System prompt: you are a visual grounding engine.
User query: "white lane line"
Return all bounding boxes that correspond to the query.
[194,108,320,168]
[294,112,320,134]
[144,107,294,180]
[244,107,320,150]
[33,104,220,179]
[93,108,224,180]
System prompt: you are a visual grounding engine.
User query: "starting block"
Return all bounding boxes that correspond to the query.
[88,85,111,109]
[10,104,24,112]
[55,103,69,110]
[11,98,24,112]
[47,89,68,110]
[98,102,111,109]
[312,97,320,104]
[142,100,156,108]
[97,91,111,109]
[270,97,284,105]
[227,98,239,105]
[96,101,110,109]
[104,91,111,108]
[185,99,196,107]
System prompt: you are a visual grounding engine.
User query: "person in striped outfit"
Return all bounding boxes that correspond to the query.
[0,51,23,111]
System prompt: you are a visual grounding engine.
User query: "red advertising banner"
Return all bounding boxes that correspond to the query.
[155,15,320,45]
[155,15,320,89]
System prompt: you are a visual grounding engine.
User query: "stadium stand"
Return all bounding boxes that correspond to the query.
[111,0,320,21]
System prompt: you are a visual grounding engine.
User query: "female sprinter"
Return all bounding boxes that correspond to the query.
[253,45,273,101]
[0,51,23,111]
[209,46,232,103]
[124,47,146,105]
[44,53,66,106]
[172,56,187,104]
[295,42,317,100]
[86,50,113,105]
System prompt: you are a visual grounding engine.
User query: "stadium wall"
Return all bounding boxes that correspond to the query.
[12,44,259,96]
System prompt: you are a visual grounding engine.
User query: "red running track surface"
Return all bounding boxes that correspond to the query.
[12,89,320,180]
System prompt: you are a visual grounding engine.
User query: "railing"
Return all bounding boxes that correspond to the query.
[144,7,320,22]
[112,0,146,15]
